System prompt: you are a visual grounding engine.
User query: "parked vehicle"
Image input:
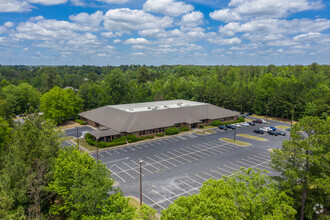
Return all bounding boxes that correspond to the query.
[234,123,242,128]
[286,128,291,131]
[248,122,255,126]
[270,126,276,131]
[268,130,278,136]
[218,125,227,130]
[241,122,249,127]
[261,119,267,123]
[260,127,272,132]
[246,112,252,116]
[253,129,264,134]
[278,131,286,136]
[226,124,235,129]
[253,119,263,124]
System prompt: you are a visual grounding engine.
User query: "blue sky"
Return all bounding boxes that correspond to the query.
[0,0,329,65]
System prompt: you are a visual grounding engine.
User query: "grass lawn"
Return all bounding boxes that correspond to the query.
[220,138,251,147]
[195,131,209,135]
[61,136,75,141]
[201,126,215,129]
[127,196,160,220]
[73,138,97,151]
[237,134,267,141]
[276,125,290,130]
[205,130,216,134]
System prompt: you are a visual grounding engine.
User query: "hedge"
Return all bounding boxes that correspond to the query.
[127,134,138,143]
[146,135,154,139]
[165,127,179,135]
[237,116,245,122]
[85,133,96,146]
[156,133,164,137]
[199,125,204,128]
[179,127,189,131]
[211,120,224,126]
[75,119,87,125]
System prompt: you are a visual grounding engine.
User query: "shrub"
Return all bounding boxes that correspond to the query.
[138,136,147,141]
[85,133,95,146]
[211,120,223,126]
[237,116,245,122]
[146,135,154,139]
[74,119,87,125]
[165,127,179,135]
[112,136,127,143]
[179,127,189,131]
[199,125,204,128]
[127,134,138,143]
[156,133,164,137]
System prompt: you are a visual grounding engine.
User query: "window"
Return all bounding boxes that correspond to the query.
[143,130,145,135]
[139,132,142,135]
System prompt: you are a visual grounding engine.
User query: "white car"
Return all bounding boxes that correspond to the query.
[235,123,242,128]
[261,119,267,123]
[260,127,272,132]
[241,122,249,127]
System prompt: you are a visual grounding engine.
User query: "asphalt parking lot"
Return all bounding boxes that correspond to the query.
[64,126,94,138]
[89,119,289,212]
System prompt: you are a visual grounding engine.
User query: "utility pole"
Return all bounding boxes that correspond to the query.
[76,126,79,149]
[139,160,143,206]
[96,138,99,162]
[266,101,270,122]
[234,126,236,142]
[289,105,295,141]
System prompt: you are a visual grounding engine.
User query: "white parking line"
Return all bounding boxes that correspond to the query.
[143,193,165,210]
[202,171,218,180]
[185,176,203,186]
[170,183,186,193]
[98,152,104,158]
[146,156,169,169]
[130,160,153,174]
[148,142,156,146]
[173,149,199,161]
[253,153,270,160]
[152,190,172,203]
[114,164,135,179]
[223,164,238,172]
[122,162,143,176]
[105,151,111,156]
[232,160,253,167]
[161,153,185,164]
[216,166,233,175]
[195,174,208,181]
[210,169,225,176]
[127,146,135,151]
[120,148,127,152]
[159,140,168,144]
[166,138,174,143]
[161,186,177,197]
[112,149,120,154]
[166,151,191,163]
[107,167,126,182]
[153,155,177,167]
[179,148,205,159]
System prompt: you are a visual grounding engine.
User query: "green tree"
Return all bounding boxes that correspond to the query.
[137,66,150,84]
[161,168,296,220]
[270,116,330,219]
[48,148,136,219]
[0,116,12,168]
[0,113,61,218]
[0,99,14,124]
[2,83,41,115]
[40,86,83,124]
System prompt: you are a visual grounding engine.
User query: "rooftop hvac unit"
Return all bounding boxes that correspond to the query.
[164,105,168,108]
[147,107,151,109]
[177,102,182,106]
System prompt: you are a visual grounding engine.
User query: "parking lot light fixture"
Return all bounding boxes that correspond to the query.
[139,160,144,206]
[76,126,79,149]
[96,138,99,162]
[234,126,237,142]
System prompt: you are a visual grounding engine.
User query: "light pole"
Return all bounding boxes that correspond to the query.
[139,160,143,206]
[289,105,295,141]
[96,138,99,162]
[234,126,236,142]
[76,126,79,149]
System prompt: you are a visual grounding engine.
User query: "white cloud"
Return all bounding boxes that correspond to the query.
[132,52,144,56]
[210,0,324,22]
[28,0,67,5]
[179,11,204,27]
[293,32,321,41]
[219,19,330,36]
[69,11,103,31]
[208,37,241,45]
[143,0,194,16]
[4,22,15,28]
[125,38,150,45]
[0,0,32,13]
[96,0,130,3]
[113,39,121,43]
[104,8,173,31]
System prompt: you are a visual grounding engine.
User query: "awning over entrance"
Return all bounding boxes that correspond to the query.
[89,128,120,139]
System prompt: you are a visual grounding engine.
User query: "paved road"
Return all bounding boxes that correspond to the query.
[64,126,94,138]
[90,119,290,212]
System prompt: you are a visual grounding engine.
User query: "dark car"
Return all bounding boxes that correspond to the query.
[253,129,264,134]
[270,126,276,131]
[278,131,286,136]
[268,130,278,136]
[246,112,252,116]
[218,125,227,130]
[248,122,255,126]
[226,124,235,129]
[253,119,263,124]
[286,128,291,131]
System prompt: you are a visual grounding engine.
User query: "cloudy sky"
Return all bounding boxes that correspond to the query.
[0,0,329,65]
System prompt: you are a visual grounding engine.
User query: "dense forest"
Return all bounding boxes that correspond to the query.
[0,63,329,121]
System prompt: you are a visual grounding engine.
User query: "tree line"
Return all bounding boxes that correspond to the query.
[0,63,329,123]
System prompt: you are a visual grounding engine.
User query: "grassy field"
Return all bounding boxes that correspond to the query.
[73,138,97,151]
[195,131,209,135]
[127,196,160,220]
[201,126,215,129]
[205,130,216,133]
[237,134,267,141]
[276,125,290,130]
[220,138,251,147]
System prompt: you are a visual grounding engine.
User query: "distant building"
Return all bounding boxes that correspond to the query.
[79,100,238,142]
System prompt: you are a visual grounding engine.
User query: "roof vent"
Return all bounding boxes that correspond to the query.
[128,107,134,111]
[164,105,168,108]
[177,102,182,106]
[147,107,151,109]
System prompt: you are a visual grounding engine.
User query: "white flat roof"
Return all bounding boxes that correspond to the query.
[108,100,206,113]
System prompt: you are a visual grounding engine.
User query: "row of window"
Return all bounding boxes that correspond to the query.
[139,127,165,136]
